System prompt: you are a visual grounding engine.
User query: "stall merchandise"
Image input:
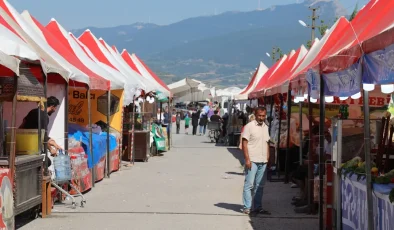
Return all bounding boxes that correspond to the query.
[68,124,117,182]
[151,123,166,153]
[68,146,92,193]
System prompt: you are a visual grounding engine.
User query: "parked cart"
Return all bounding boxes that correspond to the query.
[51,150,86,209]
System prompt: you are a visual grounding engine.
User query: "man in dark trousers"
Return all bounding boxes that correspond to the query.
[191,109,200,135]
[19,96,62,157]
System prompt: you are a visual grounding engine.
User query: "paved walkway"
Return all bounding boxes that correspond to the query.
[18,124,318,230]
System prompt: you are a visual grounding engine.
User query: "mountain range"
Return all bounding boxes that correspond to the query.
[71,0,349,88]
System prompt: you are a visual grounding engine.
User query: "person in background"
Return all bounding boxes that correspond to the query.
[207,106,215,119]
[163,107,171,140]
[210,110,222,122]
[20,96,62,162]
[199,111,208,136]
[184,114,190,135]
[175,112,181,134]
[241,107,271,215]
[156,108,163,123]
[219,105,225,117]
[191,109,200,135]
[222,112,229,137]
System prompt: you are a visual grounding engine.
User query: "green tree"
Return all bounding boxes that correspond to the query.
[271,46,284,62]
[306,40,312,49]
[349,4,359,21]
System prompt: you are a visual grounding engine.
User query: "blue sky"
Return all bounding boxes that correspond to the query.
[10,0,366,30]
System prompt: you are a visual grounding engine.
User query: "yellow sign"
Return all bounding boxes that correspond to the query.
[68,89,124,132]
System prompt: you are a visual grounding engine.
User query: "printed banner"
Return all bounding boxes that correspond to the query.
[363,43,394,85]
[68,89,124,132]
[341,176,394,230]
[306,69,320,99]
[323,61,362,97]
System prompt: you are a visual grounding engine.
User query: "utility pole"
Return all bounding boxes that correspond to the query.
[310,7,317,41]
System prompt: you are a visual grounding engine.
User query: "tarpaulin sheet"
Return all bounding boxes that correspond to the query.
[68,123,116,168]
[363,43,394,85]
[306,69,320,99]
[322,61,362,97]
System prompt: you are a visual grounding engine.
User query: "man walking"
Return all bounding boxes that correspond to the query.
[241,107,271,215]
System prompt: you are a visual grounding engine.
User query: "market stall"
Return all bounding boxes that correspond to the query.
[2,67,47,220]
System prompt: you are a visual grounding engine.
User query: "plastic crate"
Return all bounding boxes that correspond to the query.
[208,122,221,130]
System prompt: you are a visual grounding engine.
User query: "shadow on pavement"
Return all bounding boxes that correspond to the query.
[214,203,243,213]
[226,171,244,176]
[226,148,244,166]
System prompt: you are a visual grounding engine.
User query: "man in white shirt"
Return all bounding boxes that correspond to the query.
[241,107,271,215]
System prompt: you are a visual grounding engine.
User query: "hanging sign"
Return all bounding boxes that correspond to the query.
[323,61,362,97]
[306,69,320,99]
[363,43,394,85]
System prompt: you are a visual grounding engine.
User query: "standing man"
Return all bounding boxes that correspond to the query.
[241,107,271,215]
[20,96,62,164]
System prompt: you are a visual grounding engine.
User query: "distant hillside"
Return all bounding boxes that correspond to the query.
[72,0,348,87]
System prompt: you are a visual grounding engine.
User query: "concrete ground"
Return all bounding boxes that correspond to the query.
[17,123,318,230]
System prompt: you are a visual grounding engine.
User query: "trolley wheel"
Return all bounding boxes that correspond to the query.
[72,202,77,209]
[144,157,149,162]
[30,206,39,219]
[81,200,86,208]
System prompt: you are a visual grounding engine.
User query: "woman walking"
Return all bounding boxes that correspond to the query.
[199,111,208,136]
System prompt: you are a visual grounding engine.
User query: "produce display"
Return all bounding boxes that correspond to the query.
[341,156,394,202]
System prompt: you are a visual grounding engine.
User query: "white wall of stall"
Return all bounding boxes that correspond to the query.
[3,83,66,149]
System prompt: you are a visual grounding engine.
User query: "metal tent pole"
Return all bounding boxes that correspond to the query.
[131,98,135,165]
[88,88,95,187]
[318,74,325,230]
[285,90,292,183]
[276,94,284,180]
[299,99,303,166]
[307,93,314,214]
[106,91,111,178]
[362,89,374,230]
[269,96,274,136]
[9,75,18,180]
[65,83,69,153]
[43,73,48,175]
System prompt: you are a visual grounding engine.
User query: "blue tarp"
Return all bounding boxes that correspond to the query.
[68,124,117,168]
[363,43,394,85]
[322,61,362,97]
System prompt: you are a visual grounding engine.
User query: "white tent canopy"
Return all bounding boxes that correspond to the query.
[46,19,125,90]
[235,62,268,101]
[168,78,202,95]
[129,53,171,97]
[216,87,242,97]
[169,78,214,103]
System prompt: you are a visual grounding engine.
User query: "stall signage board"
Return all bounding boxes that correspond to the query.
[68,89,124,132]
[341,177,394,230]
